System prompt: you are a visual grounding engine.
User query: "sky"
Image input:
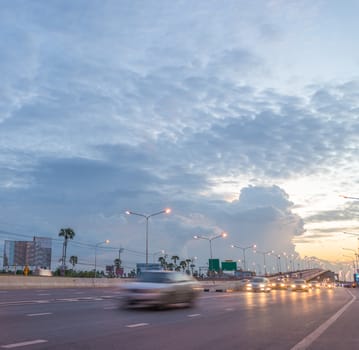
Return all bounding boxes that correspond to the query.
[0,0,358,276]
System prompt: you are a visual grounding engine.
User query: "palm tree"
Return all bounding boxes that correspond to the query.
[171,255,179,267]
[158,256,167,270]
[179,260,187,272]
[58,228,75,271]
[69,256,78,269]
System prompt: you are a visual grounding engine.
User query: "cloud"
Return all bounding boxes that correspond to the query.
[1,1,359,271]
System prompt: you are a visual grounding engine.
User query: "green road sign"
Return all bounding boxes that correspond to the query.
[209,259,220,272]
[222,261,237,271]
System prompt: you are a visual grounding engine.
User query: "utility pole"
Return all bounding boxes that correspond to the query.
[118,247,124,266]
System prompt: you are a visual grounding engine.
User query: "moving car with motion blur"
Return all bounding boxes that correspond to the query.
[290,279,309,292]
[120,270,201,309]
[246,277,271,292]
[229,278,251,291]
[271,278,288,290]
[309,280,321,289]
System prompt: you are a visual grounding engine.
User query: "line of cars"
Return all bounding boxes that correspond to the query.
[118,270,334,310]
[232,277,333,293]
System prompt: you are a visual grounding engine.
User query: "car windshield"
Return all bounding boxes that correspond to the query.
[138,272,176,283]
[252,277,265,282]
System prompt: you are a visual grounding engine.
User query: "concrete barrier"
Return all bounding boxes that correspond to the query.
[0,276,235,291]
[0,275,125,289]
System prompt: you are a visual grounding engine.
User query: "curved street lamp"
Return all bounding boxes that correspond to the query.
[94,240,110,278]
[231,244,256,271]
[342,248,359,269]
[254,249,274,276]
[126,208,171,265]
[194,232,228,261]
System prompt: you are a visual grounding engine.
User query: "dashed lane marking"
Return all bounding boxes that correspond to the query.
[1,339,48,348]
[26,312,52,317]
[187,314,201,317]
[126,323,149,328]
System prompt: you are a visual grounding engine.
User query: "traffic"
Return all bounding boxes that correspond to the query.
[0,282,356,350]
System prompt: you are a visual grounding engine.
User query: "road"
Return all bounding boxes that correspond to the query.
[0,286,357,349]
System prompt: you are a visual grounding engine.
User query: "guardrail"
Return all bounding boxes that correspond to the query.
[0,269,328,290]
[0,276,125,289]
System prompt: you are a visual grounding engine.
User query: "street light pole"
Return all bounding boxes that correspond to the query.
[194,232,228,271]
[282,252,288,273]
[254,249,274,276]
[126,208,171,265]
[277,254,282,274]
[94,240,110,278]
[342,248,359,270]
[230,244,256,271]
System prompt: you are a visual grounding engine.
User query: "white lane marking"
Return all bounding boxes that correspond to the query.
[225,307,235,311]
[35,300,49,304]
[290,290,356,350]
[1,339,48,348]
[26,312,52,317]
[37,293,50,296]
[80,297,103,301]
[126,323,149,328]
[0,301,38,306]
[187,314,201,318]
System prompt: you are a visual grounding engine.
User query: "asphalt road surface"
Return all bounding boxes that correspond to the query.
[0,286,357,349]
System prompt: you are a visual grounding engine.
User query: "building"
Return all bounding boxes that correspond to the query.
[3,237,52,269]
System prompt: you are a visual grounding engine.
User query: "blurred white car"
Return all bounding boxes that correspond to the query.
[309,281,321,289]
[246,277,271,292]
[233,279,251,291]
[120,270,201,309]
[291,279,309,292]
